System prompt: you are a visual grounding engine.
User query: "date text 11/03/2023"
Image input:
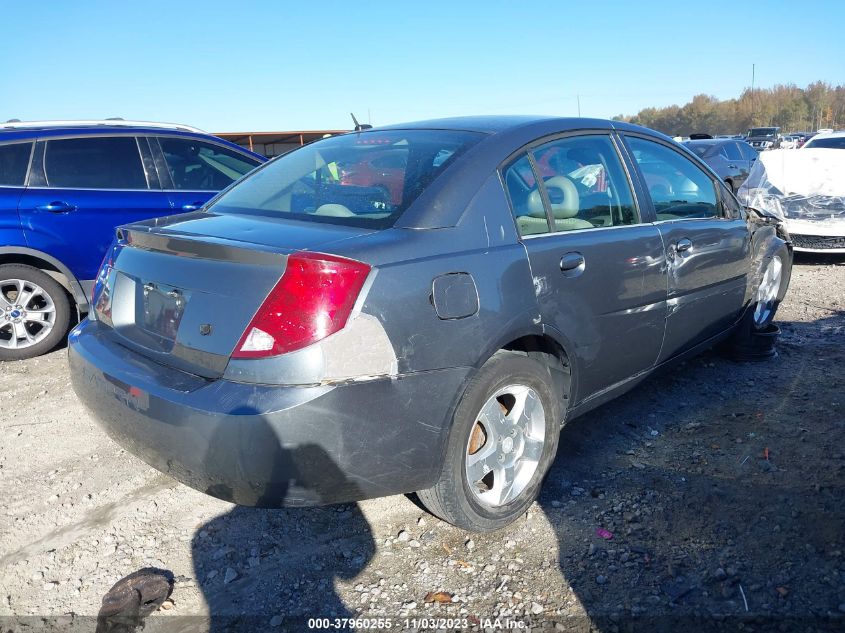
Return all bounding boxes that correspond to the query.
[306,617,527,629]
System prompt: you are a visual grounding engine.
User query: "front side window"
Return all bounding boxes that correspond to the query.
[210,130,484,228]
[44,137,147,189]
[0,142,33,186]
[627,136,718,220]
[502,134,638,236]
[158,137,260,191]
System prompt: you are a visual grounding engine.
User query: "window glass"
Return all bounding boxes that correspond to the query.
[805,136,845,149]
[0,142,32,186]
[44,137,146,189]
[532,135,638,231]
[627,137,718,220]
[724,142,743,161]
[502,154,549,235]
[159,138,260,191]
[738,142,758,160]
[720,184,743,219]
[210,129,483,229]
[684,143,711,158]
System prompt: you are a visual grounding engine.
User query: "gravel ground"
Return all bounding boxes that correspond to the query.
[1,255,843,632]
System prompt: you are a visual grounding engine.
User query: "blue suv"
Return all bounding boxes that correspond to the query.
[0,120,265,359]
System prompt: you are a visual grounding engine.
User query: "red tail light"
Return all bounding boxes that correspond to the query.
[232,252,371,359]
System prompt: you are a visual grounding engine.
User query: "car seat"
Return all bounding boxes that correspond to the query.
[526,176,594,231]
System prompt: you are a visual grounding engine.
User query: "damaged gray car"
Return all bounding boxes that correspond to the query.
[68,117,792,532]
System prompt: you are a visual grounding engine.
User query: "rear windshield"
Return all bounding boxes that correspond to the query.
[684,142,713,158]
[209,129,484,228]
[805,136,845,149]
[748,128,778,137]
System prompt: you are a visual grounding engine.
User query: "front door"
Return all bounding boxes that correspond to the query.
[18,136,171,285]
[624,135,751,363]
[150,136,263,214]
[502,134,667,403]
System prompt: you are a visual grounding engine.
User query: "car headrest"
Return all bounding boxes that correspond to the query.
[526,176,580,219]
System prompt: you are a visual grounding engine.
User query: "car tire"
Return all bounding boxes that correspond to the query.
[726,244,791,358]
[0,264,72,360]
[417,352,561,532]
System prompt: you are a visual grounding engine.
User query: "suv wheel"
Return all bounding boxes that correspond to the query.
[418,352,561,532]
[0,264,71,360]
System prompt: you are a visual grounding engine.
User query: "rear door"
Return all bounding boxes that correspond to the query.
[723,141,749,188]
[502,133,666,403]
[0,140,33,247]
[18,135,171,284]
[151,136,263,213]
[622,134,751,362]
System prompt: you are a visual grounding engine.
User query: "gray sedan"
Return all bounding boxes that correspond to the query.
[683,138,758,193]
[69,117,792,532]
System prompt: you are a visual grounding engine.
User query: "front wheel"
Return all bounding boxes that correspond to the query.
[750,247,790,330]
[417,353,561,532]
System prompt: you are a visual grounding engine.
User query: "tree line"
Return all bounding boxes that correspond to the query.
[612,81,845,136]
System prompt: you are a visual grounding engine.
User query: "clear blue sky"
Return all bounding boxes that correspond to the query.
[2,0,843,132]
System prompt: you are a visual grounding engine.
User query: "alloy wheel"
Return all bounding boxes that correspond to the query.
[753,256,783,327]
[0,279,57,350]
[465,384,546,507]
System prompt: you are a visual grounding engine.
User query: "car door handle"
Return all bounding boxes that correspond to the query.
[675,238,693,253]
[728,164,738,169]
[35,201,76,213]
[181,202,204,211]
[559,252,585,272]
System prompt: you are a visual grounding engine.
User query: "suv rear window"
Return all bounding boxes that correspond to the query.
[0,142,32,186]
[44,137,147,189]
[209,130,484,228]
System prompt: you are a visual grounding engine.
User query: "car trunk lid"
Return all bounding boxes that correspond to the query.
[97,212,374,379]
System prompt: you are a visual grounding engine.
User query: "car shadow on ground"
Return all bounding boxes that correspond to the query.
[535,313,845,631]
[190,415,375,632]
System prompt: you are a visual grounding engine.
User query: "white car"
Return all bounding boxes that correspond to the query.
[779,135,799,150]
[802,130,845,150]
[738,148,845,253]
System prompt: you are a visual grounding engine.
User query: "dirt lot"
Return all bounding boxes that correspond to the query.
[1,255,844,632]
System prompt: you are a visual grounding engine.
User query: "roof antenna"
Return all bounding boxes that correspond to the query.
[351,113,372,132]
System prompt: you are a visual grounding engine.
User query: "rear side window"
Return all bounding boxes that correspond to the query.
[724,142,743,161]
[44,137,147,189]
[0,142,32,186]
[158,137,259,191]
[738,142,757,160]
[503,134,638,235]
[210,129,484,228]
[627,137,718,220]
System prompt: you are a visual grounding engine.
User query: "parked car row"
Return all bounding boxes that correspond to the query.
[61,116,793,531]
[0,120,266,359]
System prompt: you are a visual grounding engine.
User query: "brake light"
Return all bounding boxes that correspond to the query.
[232,252,371,359]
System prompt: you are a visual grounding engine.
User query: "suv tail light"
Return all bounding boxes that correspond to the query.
[232,252,371,359]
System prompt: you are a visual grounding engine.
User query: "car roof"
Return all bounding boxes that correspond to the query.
[375,114,661,137]
[0,121,210,143]
[0,122,266,160]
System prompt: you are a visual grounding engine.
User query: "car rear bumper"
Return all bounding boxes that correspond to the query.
[68,319,469,507]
